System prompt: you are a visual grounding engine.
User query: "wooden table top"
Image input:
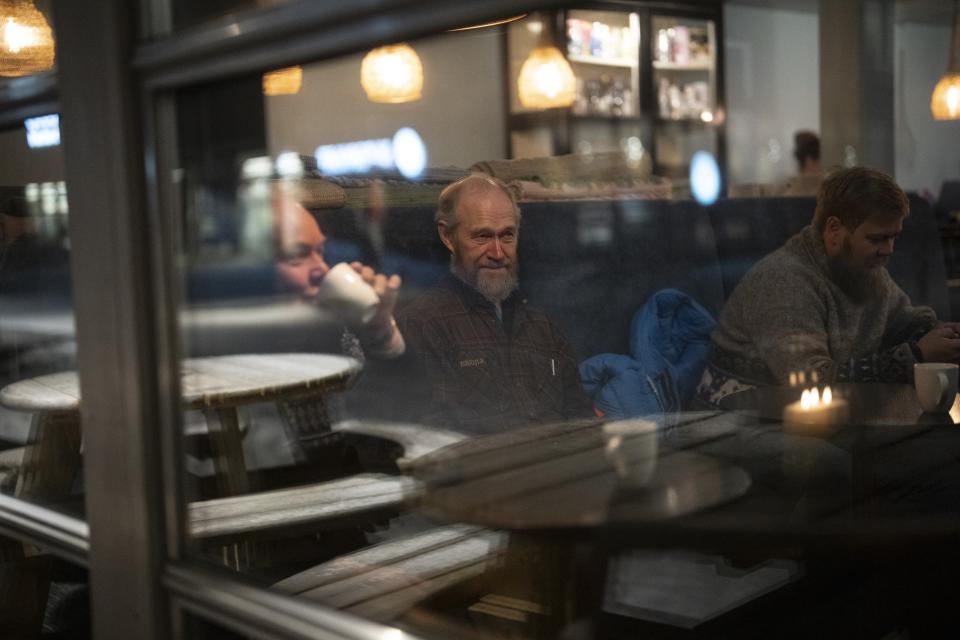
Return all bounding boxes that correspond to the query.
[721,382,960,427]
[410,417,752,532]
[0,353,362,413]
[410,406,960,548]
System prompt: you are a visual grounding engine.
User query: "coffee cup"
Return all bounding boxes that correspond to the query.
[914,362,959,413]
[315,262,380,326]
[602,419,658,488]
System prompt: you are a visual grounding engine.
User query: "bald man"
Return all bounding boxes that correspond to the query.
[392,175,592,434]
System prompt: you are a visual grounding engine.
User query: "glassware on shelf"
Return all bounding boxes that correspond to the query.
[657,77,710,120]
[610,80,625,116]
[566,18,637,63]
[571,74,634,118]
[655,24,711,66]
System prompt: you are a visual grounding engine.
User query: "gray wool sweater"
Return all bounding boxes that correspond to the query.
[706,225,937,392]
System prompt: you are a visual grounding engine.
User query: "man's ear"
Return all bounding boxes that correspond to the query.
[438,222,455,253]
[822,216,847,254]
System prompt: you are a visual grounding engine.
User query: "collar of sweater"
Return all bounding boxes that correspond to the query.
[795,224,833,278]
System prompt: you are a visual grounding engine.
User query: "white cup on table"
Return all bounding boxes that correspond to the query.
[914,362,959,413]
[602,419,659,488]
[314,262,380,326]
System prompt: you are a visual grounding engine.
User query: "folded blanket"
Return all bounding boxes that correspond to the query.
[471,151,651,186]
[513,177,671,202]
[272,178,347,209]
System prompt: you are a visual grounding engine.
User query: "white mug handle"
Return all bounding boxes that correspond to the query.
[937,371,949,407]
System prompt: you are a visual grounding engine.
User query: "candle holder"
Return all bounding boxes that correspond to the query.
[782,386,849,436]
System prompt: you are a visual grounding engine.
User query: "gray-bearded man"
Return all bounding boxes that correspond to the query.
[392,174,592,433]
[698,166,960,408]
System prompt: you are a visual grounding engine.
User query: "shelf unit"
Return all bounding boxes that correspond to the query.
[568,54,637,68]
[505,2,725,190]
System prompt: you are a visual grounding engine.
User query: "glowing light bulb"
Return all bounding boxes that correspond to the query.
[948,85,960,114]
[823,386,833,405]
[3,17,35,53]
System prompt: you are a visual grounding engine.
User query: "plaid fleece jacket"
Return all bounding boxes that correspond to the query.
[394,275,593,434]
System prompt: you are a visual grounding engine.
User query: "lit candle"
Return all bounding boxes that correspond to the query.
[782,385,849,435]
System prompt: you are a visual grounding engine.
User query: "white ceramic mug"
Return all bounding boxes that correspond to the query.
[315,262,380,326]
[602,419,658,488]
[914,362,959,413]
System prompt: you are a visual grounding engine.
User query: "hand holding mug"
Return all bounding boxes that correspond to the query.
[916,325,960,363]
[314,262,404,356]
[348,262,401,330]
[349,262,405,357]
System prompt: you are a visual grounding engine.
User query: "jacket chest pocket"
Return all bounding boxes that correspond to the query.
[516,351,564,409]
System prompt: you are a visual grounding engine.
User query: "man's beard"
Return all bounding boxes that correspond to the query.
[828,240,885,303]
[451,253,519,304]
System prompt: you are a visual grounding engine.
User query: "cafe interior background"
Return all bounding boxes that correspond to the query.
[1,0,960,638]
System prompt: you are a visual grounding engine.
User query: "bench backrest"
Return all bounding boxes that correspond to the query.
[180,194,951,360]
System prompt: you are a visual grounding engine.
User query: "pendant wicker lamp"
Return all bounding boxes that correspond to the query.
[263,66,302,96]
[360,43,423,104]
[0,0,55,77]
[931,0,960,120]
[517,17,575,109]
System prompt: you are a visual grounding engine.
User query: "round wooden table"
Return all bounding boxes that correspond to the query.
[0,353,361,498]
[720,382,960,427]
[409,418,752,532]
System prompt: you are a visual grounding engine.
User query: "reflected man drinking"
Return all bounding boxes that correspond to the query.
[255,191,405,464]
[272,193,404,358]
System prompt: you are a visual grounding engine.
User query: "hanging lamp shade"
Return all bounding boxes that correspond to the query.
[931,74,960,120]
[0,0,55,77]
[263,66,302,96]
[360,43,423,104]
[517,45,576,109]
[932,0,960,120]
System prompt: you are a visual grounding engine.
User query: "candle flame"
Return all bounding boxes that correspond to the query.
[799,386,833,411]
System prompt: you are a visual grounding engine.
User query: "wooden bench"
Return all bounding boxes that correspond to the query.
[187,420,465,541]
[188,473,420,540]
[183,420,465,571]
[273,523,505,622]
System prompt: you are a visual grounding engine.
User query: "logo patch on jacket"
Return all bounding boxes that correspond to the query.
[459,357,486,368]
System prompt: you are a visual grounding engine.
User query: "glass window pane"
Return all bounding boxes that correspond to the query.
[164,3,960,639]
[0,117,79,517]
[0,114,88,636]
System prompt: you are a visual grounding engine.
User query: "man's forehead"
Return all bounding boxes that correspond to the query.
[275,200,324,239]
[456,186,516,227]
[857,214,904,235]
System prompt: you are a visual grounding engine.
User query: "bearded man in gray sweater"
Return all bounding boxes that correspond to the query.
[699,167,960,408]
